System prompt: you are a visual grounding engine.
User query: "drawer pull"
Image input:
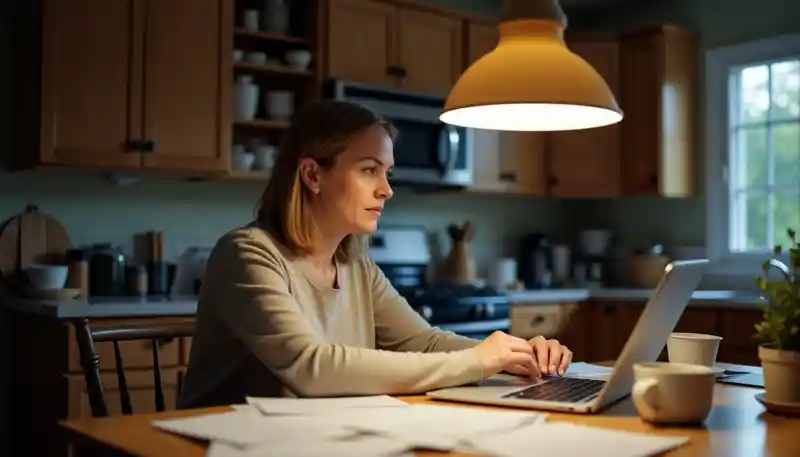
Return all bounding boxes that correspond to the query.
[530,315,546,325]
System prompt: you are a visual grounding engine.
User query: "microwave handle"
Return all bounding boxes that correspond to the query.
[437,125,460,175]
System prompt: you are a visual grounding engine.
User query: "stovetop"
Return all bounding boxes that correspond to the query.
[393,284,511,324]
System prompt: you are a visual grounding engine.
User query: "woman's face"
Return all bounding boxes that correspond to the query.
[312,124,395,235]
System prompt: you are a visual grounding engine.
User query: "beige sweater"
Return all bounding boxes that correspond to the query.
[178,224,483,408]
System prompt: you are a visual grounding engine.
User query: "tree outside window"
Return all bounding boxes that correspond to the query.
[728,58,800,252]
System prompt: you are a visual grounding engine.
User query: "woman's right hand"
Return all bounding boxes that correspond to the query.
[473,331,540,379]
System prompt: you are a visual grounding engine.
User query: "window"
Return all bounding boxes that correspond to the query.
[706,33,800,274]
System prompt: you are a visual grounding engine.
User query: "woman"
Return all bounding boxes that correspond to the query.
[178,100,572,408]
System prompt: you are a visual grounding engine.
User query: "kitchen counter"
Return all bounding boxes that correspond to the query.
[1,294,199,319]
[2,287,765,320]
[509,287,765,308]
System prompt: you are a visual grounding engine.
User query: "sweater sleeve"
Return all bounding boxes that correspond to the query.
[366,257,482,353]
[208,232,484,398]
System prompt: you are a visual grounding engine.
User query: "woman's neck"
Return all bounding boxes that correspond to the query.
[305,229,343,271]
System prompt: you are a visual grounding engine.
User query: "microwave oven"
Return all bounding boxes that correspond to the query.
[324,80,474,188]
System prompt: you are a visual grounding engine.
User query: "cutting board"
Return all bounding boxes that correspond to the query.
[0,204,72,291]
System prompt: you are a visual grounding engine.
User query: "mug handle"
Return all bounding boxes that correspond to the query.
[632,378,660,418]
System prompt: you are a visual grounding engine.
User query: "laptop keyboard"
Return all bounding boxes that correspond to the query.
[502,377,606,403]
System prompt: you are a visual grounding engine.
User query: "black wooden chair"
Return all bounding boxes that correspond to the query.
[70,318,195,418]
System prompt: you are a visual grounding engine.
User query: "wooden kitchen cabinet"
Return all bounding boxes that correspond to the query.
[510,303,594,362]
[619,25,697,197]
[547,33,621,197]
[16,0,230,174]
[325,0,463,95]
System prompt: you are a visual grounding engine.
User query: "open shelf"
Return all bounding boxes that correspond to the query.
[234,28,306,44]
[233,61,312,77]
[234,119,291,129]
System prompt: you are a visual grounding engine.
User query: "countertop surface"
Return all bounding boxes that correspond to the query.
[2,286,765,319]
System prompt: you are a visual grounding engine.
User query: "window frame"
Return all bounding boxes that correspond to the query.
[705,32,800,275]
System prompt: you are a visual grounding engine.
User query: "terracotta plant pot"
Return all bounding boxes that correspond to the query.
[758,345,800,404]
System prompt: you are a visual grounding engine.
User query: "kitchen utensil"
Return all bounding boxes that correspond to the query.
[439,221,477,285]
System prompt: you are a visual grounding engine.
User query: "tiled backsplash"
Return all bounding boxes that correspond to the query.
[0,170,565,279]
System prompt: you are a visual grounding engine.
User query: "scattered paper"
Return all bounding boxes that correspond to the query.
[464,421,690,457]
[153,409,350,447]
[245,394,408,415]
[206,435,413,457]
[562,361,614,380]
[337,404,547,451]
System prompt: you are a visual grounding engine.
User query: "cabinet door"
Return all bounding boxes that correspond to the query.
[547,37,621,197]
[39,0,142,169]
[327,0,397,87]
[503,132,547,196]
[467,22,498,65]
[471,129,511,192]
[397,8,463,95]
[141,0,228,172]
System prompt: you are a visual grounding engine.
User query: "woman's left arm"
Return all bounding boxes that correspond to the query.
[366,257,479,353]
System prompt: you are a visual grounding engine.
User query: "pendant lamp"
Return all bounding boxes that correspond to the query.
[440,0,623,132]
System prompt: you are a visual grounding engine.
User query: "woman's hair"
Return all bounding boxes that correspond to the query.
[256,99,397,263]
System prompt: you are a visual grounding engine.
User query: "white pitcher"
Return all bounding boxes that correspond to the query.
[234,75,259,121]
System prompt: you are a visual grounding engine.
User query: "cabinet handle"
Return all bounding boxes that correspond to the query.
[386,65,401,76]
[530,315,546,325]
[649,173,658,186]
[397,67,407,78]
[499,172,517,182]
[142,140,155,153]
[127,139,144,152]
[548,174,559,187]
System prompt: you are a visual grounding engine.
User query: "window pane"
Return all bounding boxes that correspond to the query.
[733,126,768,188]
[737,65,769,124]
[773,122,800,188]
[770,60,800,121]
[732,190,769,251]
[774,193,800,247]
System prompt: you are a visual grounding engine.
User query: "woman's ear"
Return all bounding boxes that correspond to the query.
[298,157,321,193]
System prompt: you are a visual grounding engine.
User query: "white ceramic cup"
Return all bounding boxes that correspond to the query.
[667,332,722,368]
[265,91,294,121]
[242,9,260,31]
[632,362,715,424]
[246,52,267,66]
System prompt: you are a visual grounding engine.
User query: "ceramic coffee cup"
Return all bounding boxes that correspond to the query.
[632,362,715,424]
[667,332,722,368]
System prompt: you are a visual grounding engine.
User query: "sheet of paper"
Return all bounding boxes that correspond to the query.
[153,410,351,447]
[464,421,690,457]
[207,436,414,457]
[337,404,548,451]
[562,361,614,380]
[245,395,408,415]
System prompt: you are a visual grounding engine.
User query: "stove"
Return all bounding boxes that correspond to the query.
[370,227,511,339]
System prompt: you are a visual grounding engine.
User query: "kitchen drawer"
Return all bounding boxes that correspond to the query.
[510,304,565,339]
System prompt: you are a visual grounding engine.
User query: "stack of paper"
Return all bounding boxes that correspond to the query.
[561,361,615,380]
[151,394,689,457]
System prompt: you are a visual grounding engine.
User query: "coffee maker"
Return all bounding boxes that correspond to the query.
[517,233,553,289]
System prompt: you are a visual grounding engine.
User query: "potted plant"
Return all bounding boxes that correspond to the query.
[755,227,800,404]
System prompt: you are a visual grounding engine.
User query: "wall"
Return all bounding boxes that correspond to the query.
[565,0,800,254]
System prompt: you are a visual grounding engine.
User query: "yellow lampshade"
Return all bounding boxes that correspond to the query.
[441,17,623,132]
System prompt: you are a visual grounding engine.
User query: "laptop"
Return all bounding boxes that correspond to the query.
[427,259,711,414]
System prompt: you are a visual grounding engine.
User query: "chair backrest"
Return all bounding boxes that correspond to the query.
[70,318,195,418]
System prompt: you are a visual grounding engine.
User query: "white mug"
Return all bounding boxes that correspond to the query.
[632,362,715,424]
[667,332,722,368]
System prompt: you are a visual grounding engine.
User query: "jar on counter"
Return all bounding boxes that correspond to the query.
[88,243,126,296]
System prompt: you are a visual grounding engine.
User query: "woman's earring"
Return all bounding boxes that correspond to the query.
[314,188,319,194]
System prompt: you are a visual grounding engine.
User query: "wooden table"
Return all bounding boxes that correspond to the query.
[60,365,800,457]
